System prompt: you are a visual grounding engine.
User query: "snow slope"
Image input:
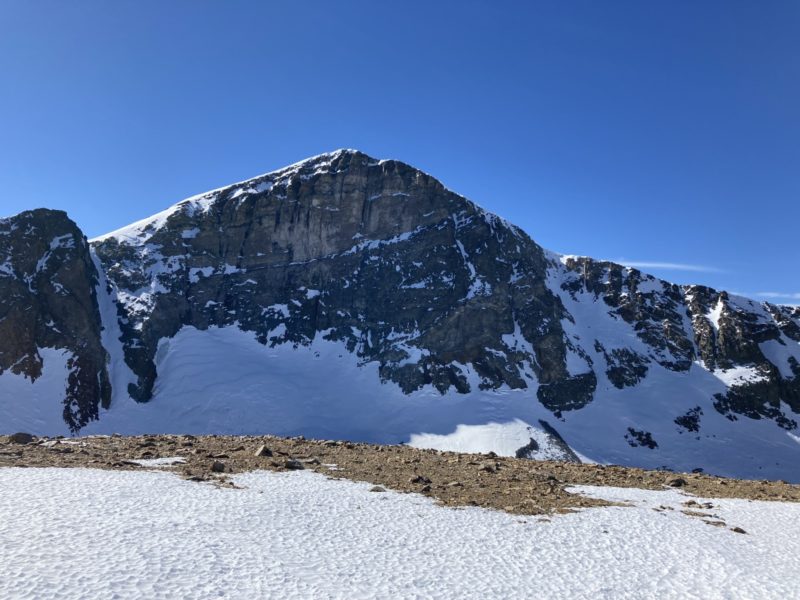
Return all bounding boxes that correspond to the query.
[79,325,556,450]
[74,324,800,481]
[0,467,797,599]
[0,348,74,434]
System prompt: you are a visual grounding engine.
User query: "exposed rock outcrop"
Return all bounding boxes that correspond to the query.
[0,209,110,431]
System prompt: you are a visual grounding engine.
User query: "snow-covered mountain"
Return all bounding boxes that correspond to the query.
[2,149,799,480]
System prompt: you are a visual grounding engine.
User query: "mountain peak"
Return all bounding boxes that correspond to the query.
[3,153,800,481]
[90,149,414,244]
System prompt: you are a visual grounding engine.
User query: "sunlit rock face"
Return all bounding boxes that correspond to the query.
[92,150,580,407]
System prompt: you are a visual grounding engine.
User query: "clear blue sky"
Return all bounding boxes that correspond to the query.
[1,1,798,302]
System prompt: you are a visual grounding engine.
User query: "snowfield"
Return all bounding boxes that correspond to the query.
[0,467,798,599]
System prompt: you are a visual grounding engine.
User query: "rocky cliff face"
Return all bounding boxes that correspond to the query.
[2,150,800,480]
[557,257,800,429]
[0,210,110,431]
[92,150,586,408]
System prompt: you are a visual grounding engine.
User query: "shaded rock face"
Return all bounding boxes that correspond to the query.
[555,256,800,431]
[684,287,800,429]
[560,257,695,374]
[2,149,800,450]
[92,151,582,408]
[0,210,110,431]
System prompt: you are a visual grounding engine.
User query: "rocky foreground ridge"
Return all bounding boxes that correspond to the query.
[2,433,798,520]
[1,150,799,480]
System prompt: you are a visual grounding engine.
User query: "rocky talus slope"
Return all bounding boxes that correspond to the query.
[2,150,799,480]
[2,433,798,518]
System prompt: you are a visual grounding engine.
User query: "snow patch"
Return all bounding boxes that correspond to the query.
[759,338,800,379]
[707,298,724,333]
[409,419,538,456]
[128,457,187,467]
[710,365,769,387]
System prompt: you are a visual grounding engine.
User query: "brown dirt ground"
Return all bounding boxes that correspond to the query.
[2,434,798,515]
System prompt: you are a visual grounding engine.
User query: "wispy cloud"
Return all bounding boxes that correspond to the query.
[729,291,800,307]
[754,292,800,300]
[612,260,723,274]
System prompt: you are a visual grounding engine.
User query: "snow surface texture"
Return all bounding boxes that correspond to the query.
[0,467,798,600]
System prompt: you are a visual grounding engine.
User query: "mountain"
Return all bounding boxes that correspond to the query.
[2,149,799,480]
[0,209,110,431]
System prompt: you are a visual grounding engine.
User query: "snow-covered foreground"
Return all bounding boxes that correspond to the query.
[1,468,798,599]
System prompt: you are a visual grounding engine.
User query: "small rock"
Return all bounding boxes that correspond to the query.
[704,520,727,528]
[209,453,229,459]
[299,457,320,465]
[447,481,463,487]
[211,461,226,473]
[409,475,431,485]
[420,484,432,493]
[369,486,386,493]
[479,463,496,473]
[666,477,687,488]
[254,445,273,457]
[284,459,304,470]
[485,451,498,458]
[731,527,747,534]
[8,432,34,445]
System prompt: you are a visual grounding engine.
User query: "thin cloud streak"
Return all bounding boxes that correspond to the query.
[754,292,800,300]
[612,260,723,274]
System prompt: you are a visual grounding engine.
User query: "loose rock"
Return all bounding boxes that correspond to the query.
[8,432,34,445]
[254,445,272,457]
